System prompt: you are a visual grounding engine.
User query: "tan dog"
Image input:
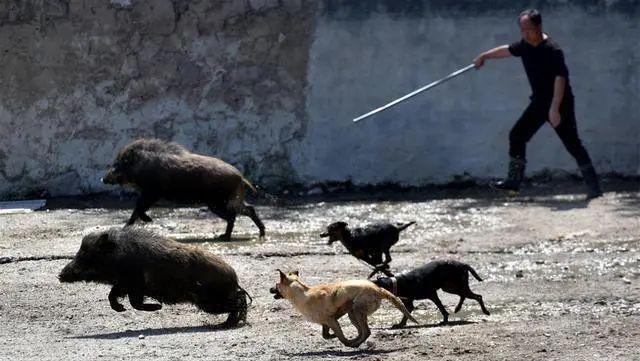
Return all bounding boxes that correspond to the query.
[270,270,419,348]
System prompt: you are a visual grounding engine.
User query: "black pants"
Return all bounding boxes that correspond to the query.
[509,95,593,167]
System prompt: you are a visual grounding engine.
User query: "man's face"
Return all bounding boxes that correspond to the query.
[519,15,542,45]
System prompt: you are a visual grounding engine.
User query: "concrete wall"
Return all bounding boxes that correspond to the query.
[292,0,640,185]
[0,0,315,198]
[1,0,638,198]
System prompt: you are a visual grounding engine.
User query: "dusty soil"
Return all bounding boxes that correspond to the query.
[1,178,639,360]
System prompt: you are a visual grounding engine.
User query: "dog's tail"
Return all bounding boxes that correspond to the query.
[375,286,419,325]
[466,265,483,282]
[396,221,416,232]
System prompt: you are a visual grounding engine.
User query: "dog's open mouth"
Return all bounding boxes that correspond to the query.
[269,286,283,299]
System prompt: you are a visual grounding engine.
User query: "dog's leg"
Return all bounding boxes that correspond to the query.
[391,299,414,329]
[427,292,449,324]
[383,250,392,264]
[326,318,362,348]
[347,309,371,347]
[454,296,466,313]
[322,325,337,339]
[465,290,491,315]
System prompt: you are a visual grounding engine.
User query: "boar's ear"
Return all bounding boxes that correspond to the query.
[120,150,136,165]
[96,233,117,253]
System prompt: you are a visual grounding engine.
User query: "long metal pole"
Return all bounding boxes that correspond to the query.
[353,63,475,123]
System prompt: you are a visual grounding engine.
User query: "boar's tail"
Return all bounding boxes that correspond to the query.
[241,177,258,195]
[238,285,253,306]
[466,265,483,282]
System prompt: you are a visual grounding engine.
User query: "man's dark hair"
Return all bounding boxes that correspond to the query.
[519,9,542,25]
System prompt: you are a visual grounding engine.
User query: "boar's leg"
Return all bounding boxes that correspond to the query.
[239,203,265,236]
[208,204,236,240]
[222,291,248,327]
[128,291,162,311]
[222,213,236,240]
[109,285,127,312]
[126,193,158,225]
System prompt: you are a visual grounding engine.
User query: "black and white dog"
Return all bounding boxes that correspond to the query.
[374,260,490,327]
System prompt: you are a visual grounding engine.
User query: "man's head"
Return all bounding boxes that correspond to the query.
[518,9,543,45]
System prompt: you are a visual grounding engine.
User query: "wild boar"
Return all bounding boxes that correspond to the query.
[59,227,250,327]
[102,138,265,240]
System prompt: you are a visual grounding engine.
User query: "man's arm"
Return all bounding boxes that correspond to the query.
[474,45,512,69]
[548,76,566,128]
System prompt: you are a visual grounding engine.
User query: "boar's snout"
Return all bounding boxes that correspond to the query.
[102,169,120,185]
[58,261,81,283]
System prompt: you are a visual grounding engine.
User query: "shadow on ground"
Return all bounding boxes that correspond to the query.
[67,323,239,339]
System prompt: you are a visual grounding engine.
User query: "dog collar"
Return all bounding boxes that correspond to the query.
[390,277,398,296]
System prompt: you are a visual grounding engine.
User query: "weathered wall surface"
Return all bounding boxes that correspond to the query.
[293,0,640,185]
[0,0,315,198]
[0,0,638,198]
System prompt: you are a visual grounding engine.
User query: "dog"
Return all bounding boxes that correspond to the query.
[269,270,418,348]
[373,260,490,327]
[320,221,415,277]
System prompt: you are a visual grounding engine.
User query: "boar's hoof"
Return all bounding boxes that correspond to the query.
[222,312,243,328]
[110,303,126,312]
[218,234,232,242]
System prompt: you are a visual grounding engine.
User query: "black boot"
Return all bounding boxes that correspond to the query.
[492,157,526,192]
[580,163,602,200]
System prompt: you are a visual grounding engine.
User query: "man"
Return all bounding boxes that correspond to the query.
[474,9,602,200]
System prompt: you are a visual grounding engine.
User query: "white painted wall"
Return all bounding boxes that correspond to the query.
[291,6,639,185]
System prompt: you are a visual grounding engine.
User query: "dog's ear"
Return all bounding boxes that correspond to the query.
[337,221,348,228]
[277,269,288,282]
[292,270,299,277]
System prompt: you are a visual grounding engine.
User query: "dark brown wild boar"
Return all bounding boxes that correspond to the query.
[59,227,250,327]
[102,138,265,240]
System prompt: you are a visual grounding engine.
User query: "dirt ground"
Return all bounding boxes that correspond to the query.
[1,178,639,360]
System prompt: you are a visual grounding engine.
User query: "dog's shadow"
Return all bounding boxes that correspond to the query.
[283,346,412,357]
[397,320,476,329]
[67,323,242,340]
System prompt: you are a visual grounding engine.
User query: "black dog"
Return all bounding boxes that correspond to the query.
[320,221,415,277]
[373,260,490,327]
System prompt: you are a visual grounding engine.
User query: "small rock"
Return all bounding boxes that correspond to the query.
[138,334,145,339]
[621,278,632,285]
[515,270,524,278]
